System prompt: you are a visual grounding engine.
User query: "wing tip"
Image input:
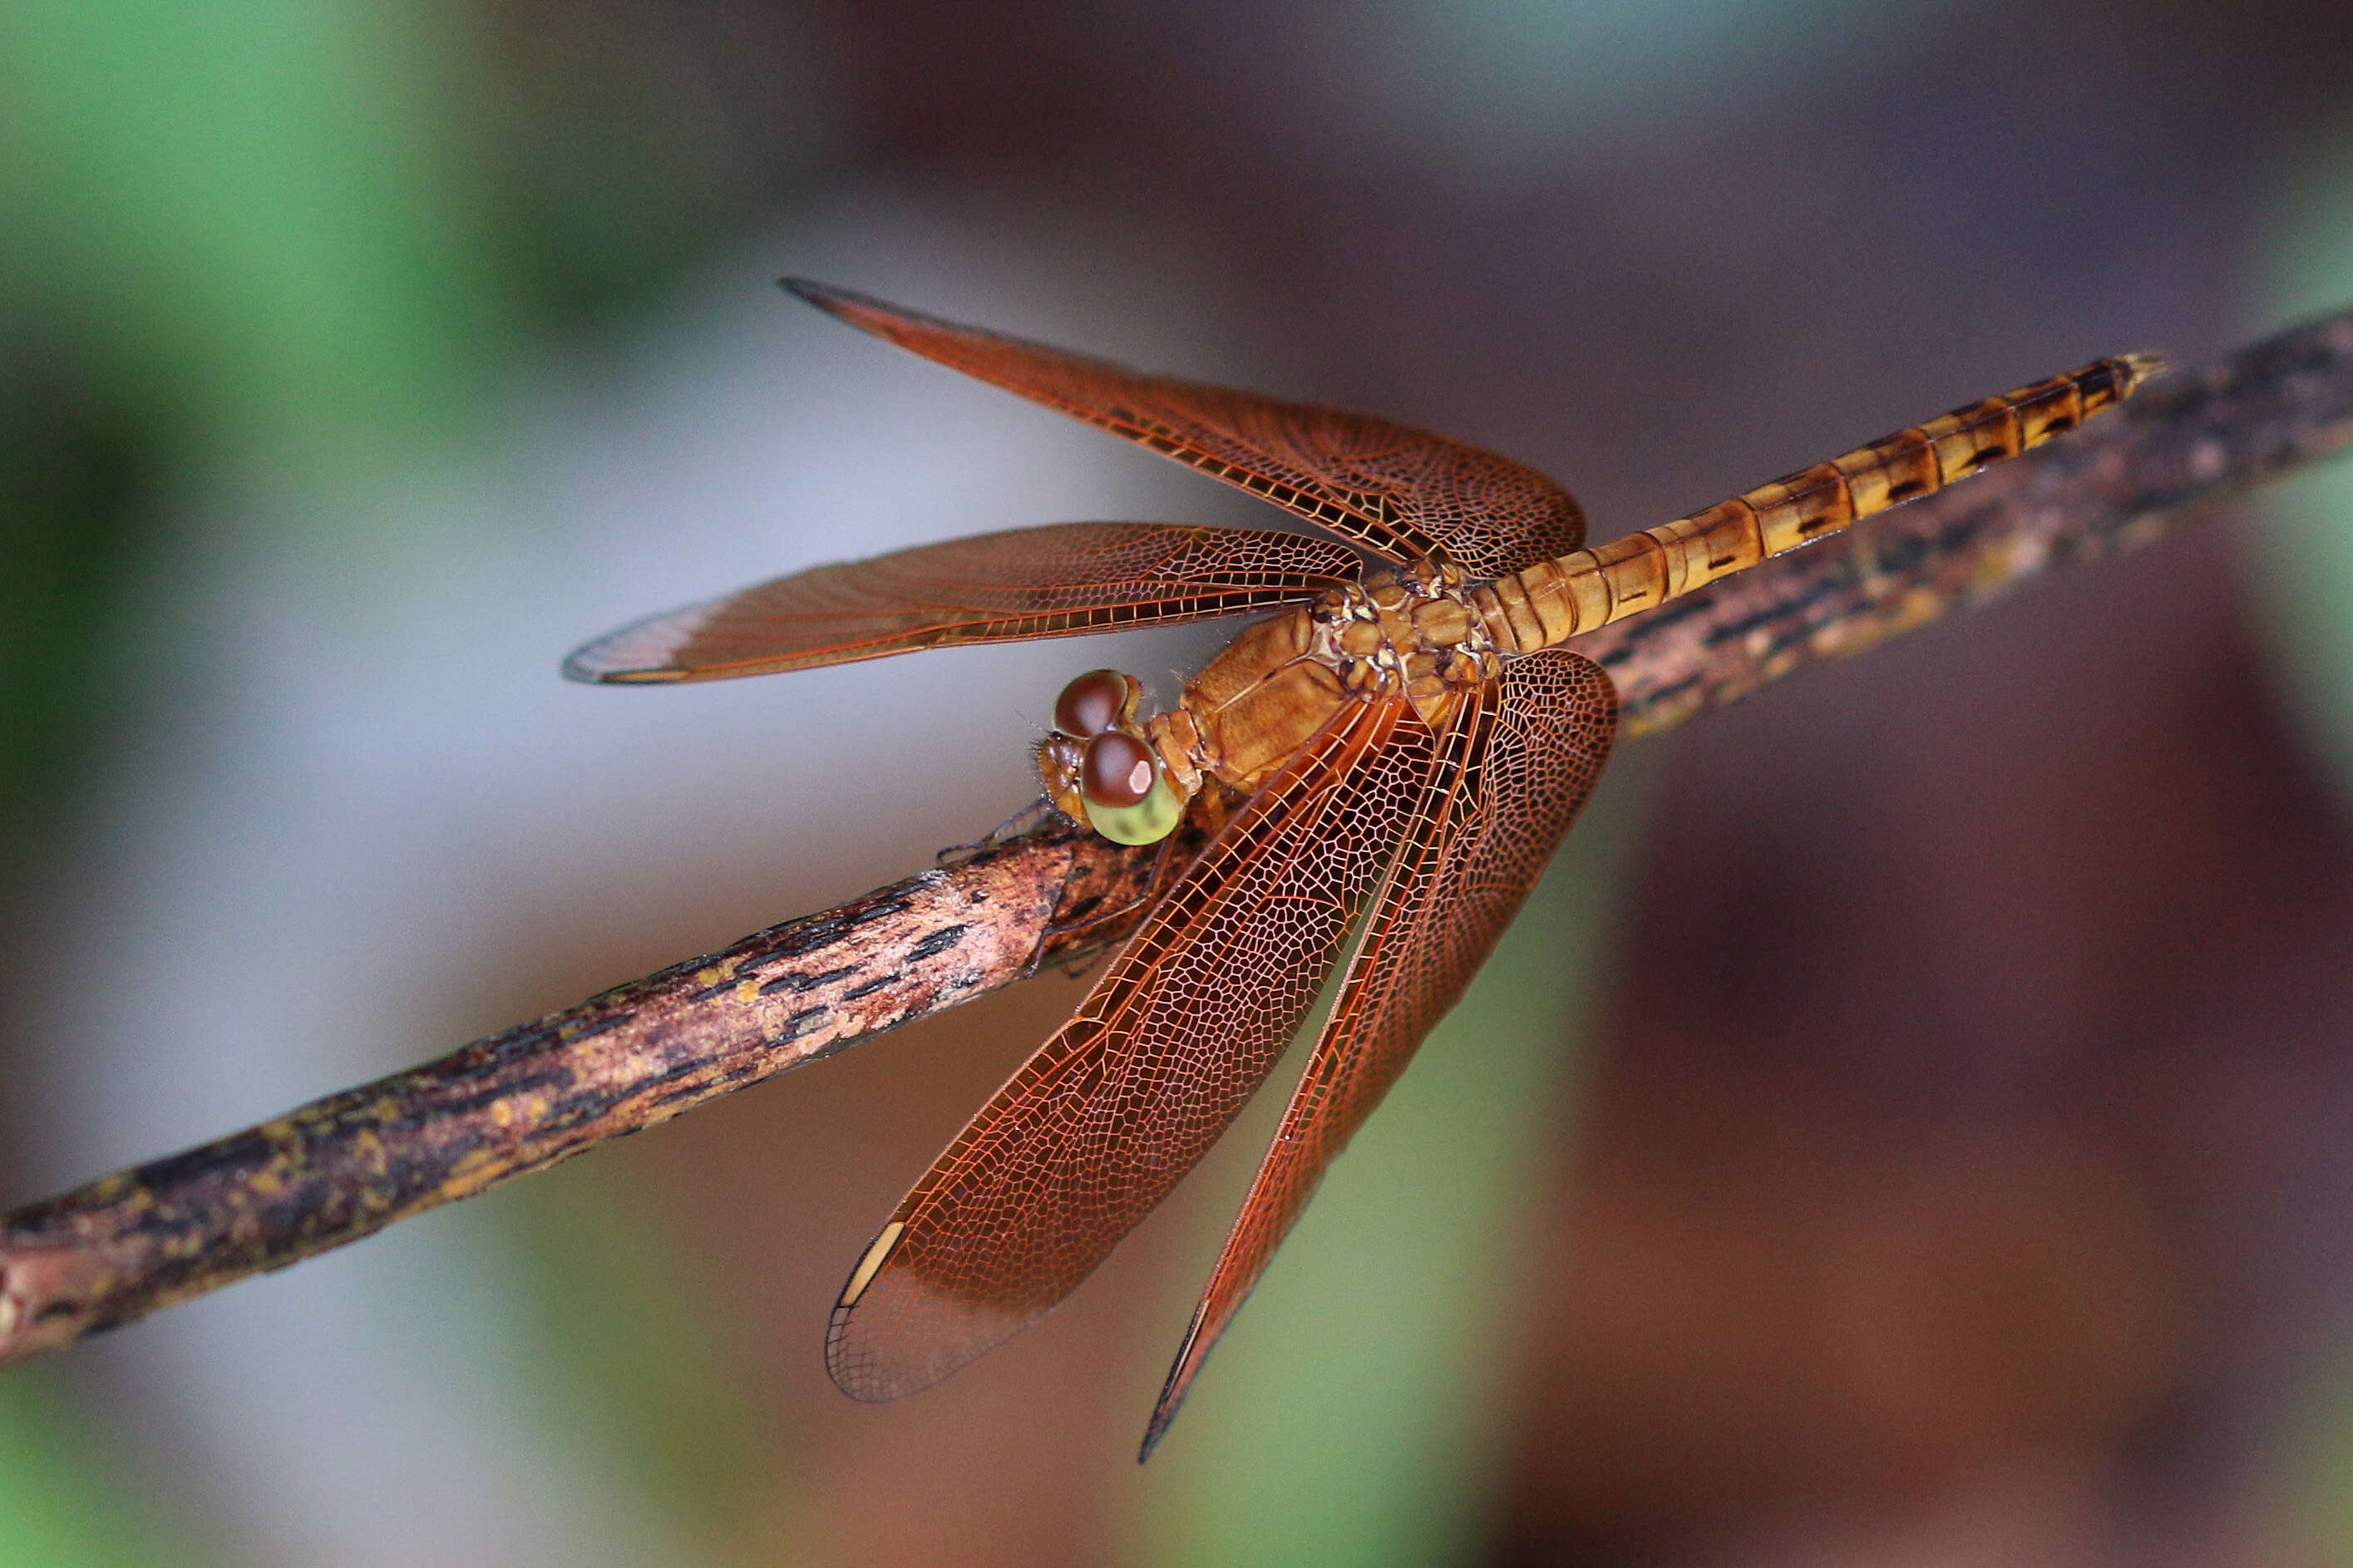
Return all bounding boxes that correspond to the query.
[822,1255,1038,1406]
[778,274,842,311]
[560,653,690,685]
[1137,1305,1212,1464]
[561,600,718,685]
[782,275,917,340]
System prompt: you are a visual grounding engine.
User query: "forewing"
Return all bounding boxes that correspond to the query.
[787,279,1586,578]
[826,694,1433,1402]
[1141,649,1618,1456]
[562,521,1359,683]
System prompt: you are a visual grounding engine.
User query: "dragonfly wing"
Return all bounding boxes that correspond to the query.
[826,694,1433,1402]
[1141,648,1618,1457]
[563,521,1359,683]
[788,279,1586,578]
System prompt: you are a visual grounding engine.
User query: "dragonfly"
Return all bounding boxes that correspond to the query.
[566,280,2158,1458]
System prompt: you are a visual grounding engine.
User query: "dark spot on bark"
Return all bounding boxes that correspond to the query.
[762,965,856,996]
[560,1012,632,1042]
[1704,577,1844,646]
[908,925,969,962]
[1627,674,1699,709]
[1631,593,1716,634]
[767,915,851,959]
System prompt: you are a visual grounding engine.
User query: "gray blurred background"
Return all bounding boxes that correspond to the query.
[4,1,2353,1563]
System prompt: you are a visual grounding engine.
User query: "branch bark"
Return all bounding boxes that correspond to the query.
[5,307,2351,1364]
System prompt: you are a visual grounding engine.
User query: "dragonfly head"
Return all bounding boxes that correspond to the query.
[1038,668,1183,846]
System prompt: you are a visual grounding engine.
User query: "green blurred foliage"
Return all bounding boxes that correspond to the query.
[0,2,511,475]
[0,357,150,872]
[0,3,830,1562]
[2262,116,2353,1565]
[2258,122,2353,812]
[0,1369,192,1566]
[506,1159,799,1562]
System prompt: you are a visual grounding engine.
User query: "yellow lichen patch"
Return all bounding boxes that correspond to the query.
[249,1167,285,1197]
[696,966,725,988]
[437,1168,505,1205]
[1887,587,1948,637]
[491,1098,515,1128]
[1969,535,2042,591]
[735,979,760,1005]
[437,1147,513,1204]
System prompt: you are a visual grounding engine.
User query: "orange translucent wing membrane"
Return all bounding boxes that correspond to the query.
[826,696,1432,1402]
[1142,650,1618,1457]
[562,522,1359,683]
[786,279,1586,579]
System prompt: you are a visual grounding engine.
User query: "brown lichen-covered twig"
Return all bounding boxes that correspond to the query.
[4,307,2351,1365]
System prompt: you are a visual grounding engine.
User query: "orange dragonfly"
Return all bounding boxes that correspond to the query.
[566,281,2157,1458]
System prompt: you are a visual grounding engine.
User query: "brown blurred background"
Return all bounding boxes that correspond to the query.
[5,1,2353,1564]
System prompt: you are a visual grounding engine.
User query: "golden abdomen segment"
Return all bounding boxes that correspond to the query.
[1472,353,2161,653]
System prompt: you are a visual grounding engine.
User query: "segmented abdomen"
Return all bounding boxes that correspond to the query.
[1476,353,2161,652]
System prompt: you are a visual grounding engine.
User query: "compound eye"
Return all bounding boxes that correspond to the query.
[1053,669,1128,738]
[1081,732,1157,807]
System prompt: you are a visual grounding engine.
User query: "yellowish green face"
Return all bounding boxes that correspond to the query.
[1083,770,1181,845]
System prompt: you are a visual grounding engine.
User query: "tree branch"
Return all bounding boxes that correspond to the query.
[5,307,2350,1364]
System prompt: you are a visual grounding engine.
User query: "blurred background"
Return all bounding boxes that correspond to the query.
[3,1,2353,1563]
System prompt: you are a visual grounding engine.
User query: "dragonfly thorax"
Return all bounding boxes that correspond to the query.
[1316,565,1502,722]
[1037,565,1501,846]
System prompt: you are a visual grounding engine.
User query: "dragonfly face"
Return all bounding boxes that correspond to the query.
[1036,668,1182,846]
[563,278,2157,1458]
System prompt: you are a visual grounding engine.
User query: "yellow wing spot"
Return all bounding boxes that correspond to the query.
[840,1221,906,1309]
